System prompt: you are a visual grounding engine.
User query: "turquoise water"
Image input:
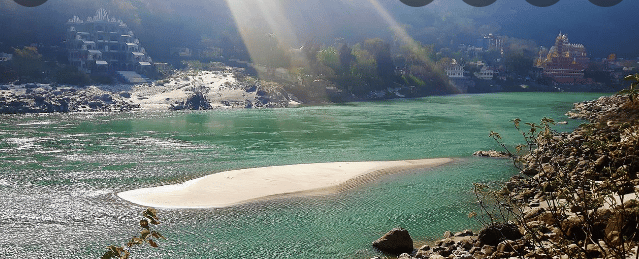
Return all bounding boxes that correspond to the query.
[0,92,603,258]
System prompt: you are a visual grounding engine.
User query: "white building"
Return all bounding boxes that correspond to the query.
[445,59,465,78]
[65,9,152,74]
[475,66,495,80]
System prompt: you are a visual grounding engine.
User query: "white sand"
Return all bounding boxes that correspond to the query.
[118,158,453,209]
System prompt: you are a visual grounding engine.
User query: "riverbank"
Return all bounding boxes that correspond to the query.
[376,94,639,258]
[1,66,624,114]
[118,158,453,209]
[0,68,297,113]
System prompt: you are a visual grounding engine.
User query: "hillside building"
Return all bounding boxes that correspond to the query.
[536,33,591,84]
[481,34,506,54]
[65,9,152,77]
[445,59,466,78]
[475,66,495,80]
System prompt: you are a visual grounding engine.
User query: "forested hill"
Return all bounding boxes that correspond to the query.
[1,0,638,62]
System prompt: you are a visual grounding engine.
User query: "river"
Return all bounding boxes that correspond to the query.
[0,92,604,258]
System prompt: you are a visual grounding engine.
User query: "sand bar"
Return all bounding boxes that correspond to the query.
[118,158,453,209]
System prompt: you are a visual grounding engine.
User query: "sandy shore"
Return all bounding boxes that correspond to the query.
[118,158,453,209]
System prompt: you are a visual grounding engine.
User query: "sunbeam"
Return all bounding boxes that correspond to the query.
[363,0,460,94]
[222,0,304,78]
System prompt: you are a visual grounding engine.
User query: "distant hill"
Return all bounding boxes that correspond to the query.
[0,0,637,62]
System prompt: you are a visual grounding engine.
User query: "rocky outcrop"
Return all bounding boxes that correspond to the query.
[171,92,212,110]
[473,150,511,158]
[0,85,138,113]
[565,95,627,121]
[250,85,294,108]
[372,228,414,255]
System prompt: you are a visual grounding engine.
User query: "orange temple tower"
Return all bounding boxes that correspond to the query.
[536,33,591,84]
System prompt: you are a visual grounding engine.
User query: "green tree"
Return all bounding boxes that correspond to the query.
[504,52,533,77]
[12,46,44,82]
[0,63,17,83]
[400,43,435,69]
[351,44,377,79]
[361,38,393,78]
[465,63,481,78]
[54,65,91,86]
[435,57,452,71]
[316,46,340,73]
[338,44,354,73]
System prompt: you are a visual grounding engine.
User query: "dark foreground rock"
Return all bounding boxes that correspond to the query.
[477,223,522,246]
[372,228,413,255]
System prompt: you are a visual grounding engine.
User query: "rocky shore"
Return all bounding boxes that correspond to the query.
[472,150,511,158]
[0,69,297,114]
[0,84,138,113]
[372,94,639,258]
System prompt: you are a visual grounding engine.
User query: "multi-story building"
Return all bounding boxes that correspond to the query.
[475,66,495,80]
[65,9,152,75]
[482,34,506,54]
[446,59,466,78]
[536,33,591,84]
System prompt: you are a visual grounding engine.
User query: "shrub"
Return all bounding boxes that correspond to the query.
[102,208,165,259]
[474,114,639,258]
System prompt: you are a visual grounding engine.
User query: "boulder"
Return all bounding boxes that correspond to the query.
[172,92,212,110]
[459,239,474,250]
[595,155,610,170]
[372,228,414,255]
[119,92,131,98]
[477,223,522,246]
[605,209,639,244]
[455,229,474,237]
[562,216,587,240]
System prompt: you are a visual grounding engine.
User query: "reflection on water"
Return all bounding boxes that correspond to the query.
[0,93,602,258]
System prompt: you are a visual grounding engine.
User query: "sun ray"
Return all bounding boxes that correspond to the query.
[363,0,460,93]
[222,0,304,78]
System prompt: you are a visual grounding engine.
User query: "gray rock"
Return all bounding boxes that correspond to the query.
[417,244,430,251]
[473,150,510,158]
[455,229,474,237]
[119,92,131,98]
[459,239,473,250]
[481,245,495,255]
[172,92,212,110]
